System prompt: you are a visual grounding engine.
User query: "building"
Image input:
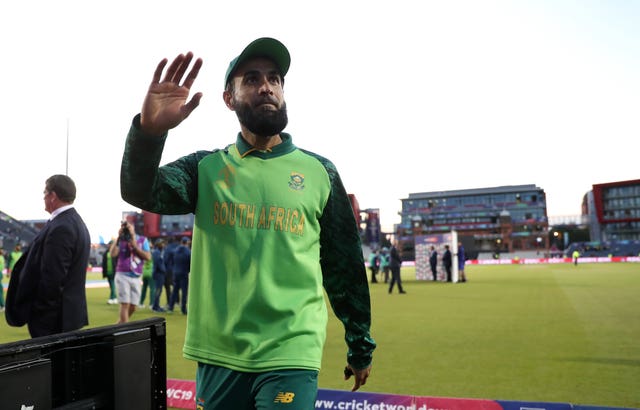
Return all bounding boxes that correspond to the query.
[588,178,640,242]
[397,184,549,260]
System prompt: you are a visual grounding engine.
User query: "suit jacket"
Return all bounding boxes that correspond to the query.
[5,207,91,337]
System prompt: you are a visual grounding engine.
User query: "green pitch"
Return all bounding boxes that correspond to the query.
[1,262,638,408]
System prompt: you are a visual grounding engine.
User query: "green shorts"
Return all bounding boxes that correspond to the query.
[195,363,318,410]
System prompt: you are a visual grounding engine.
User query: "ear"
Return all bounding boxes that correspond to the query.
[222,90,235,111]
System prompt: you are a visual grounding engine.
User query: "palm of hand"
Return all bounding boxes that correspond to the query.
[141,82,192,135]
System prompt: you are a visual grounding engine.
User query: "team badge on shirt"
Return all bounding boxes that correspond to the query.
[288,172,305,191]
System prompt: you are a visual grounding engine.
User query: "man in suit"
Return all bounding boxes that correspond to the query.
[5,174,91,338]
[429,245,438,281]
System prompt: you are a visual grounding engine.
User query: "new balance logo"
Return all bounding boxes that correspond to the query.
[273,392,295,403]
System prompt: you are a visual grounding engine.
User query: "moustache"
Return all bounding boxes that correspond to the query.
[254,96,280,108]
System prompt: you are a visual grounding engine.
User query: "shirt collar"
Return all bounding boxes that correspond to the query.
[50,204,74,220]
[235,132,295,158]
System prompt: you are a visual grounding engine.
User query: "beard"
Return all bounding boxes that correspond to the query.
[233,99,288,138]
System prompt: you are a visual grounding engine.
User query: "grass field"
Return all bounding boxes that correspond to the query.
[1,262,638,408]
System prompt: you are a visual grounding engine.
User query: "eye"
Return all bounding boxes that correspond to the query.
[243,73,259,84]
[269,74,282,85]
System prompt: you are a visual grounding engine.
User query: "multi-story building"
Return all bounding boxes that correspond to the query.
[589,179,640,242]
[397,184,549,260]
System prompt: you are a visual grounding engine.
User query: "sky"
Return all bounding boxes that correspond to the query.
[1,0,638,243]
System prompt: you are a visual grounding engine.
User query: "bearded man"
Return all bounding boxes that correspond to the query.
[119,38,375,409]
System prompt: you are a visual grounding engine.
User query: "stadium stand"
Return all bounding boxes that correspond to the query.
[0,209,39,251]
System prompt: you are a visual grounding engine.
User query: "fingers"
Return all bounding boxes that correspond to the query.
[351,372,367,392]
[182,92,204,118]
[158,52,201,88]
[182,57,203,90]
[151,58,168,85]
[344,365,371,392]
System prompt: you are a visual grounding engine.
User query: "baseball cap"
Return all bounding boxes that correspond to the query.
[224,37,291,87]
[181,236,190,243]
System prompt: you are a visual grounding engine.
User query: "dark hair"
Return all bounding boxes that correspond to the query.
[45,174,77,203]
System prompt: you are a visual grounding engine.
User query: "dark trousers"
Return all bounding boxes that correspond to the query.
[170,272,189,314]
[164,270,173,305]
[152,274,165,310]
[370,267,379,283]
[445,266,452,282]
[388,266,404,293]
[430,264,437,281]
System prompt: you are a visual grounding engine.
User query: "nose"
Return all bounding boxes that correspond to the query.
[257,76,274,95]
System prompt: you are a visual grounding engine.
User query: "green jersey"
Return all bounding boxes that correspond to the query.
[121,116,375,371]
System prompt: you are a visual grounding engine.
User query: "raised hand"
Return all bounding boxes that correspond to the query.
[140,52,203,136]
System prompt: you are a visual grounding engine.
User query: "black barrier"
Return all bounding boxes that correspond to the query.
[0,317,167,410]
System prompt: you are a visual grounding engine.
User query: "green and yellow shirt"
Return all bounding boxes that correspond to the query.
[120,115,375,371]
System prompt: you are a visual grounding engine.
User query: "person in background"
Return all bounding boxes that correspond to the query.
[457,241,467,282]
[379,247,390,283]
[119,38,375,407]
[368,249,380,283]
[572,249,580,266]
[443,244,453,282]
[139,240,155,308]
[162,236,177,309]
[429,245,438,281]
[101,241,118,304]
[388,242,406,294]
[7,244,22,277]
[5,174,91,337]
[110,221,151,323]
[168,236,191,315]
[0,250,6,312]
[151,238,167,313]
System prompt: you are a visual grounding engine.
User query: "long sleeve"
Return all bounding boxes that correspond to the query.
[318,160,376,369]
[120,114,210,215]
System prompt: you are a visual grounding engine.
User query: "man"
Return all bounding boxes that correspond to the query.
[120,38,375,408]
[162,236,177,308]
[101,240,117,304]
[429,245,438,281]
[168,236,190,315]
[7,244,22,276]
[457,241,467,282]
[151,238,167,312]
[388,242,406,294]
[5,175,91,337]
[443,244,453,282]
[368,250,379,283]
[109,220,151,323]
[0,250,6,312]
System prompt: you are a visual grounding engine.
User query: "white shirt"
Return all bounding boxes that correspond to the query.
[50,204,74,220]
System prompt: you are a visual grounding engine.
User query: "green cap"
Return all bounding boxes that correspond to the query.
[224,37,291,87]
